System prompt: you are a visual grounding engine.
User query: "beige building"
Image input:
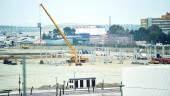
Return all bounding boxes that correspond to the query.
[141,12,170,34]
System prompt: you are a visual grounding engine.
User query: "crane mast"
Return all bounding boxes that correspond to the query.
[40,3,79,65]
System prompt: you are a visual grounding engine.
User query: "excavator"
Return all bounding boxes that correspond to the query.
[40,4,88,66]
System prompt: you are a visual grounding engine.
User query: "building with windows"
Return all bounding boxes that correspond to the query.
[0,25,40,37]
[141,12,170,34]
[0,26,39,33]
[68,77,96,89]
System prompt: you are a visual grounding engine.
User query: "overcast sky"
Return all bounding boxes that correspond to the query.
[0,0,170,26]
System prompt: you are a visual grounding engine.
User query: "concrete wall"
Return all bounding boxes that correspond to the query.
[122,66,170,96]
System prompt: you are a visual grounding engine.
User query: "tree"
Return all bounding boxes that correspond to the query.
[135,25,169,44]
[131,25,170,44]
[53,29,60,39]
[167,33,170,44]
[131,27,148,41]
[158,32,168,44]
[42,33,50,40]
[108,25,125,35]
[71,28,76,35]
[63,27,76,36]
[148,25,162,33]
[147,25,163,44]
[138,27,148,40]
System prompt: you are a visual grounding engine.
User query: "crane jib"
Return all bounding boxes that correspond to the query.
[40,4,79,65]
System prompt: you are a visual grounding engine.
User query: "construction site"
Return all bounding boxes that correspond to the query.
[1,1,170,96]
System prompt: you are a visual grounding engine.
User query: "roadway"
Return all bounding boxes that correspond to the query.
[2,88,120,96]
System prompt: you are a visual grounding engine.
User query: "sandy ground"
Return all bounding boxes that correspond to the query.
[0,47,153,91]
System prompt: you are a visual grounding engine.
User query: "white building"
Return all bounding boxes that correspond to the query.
[141,12,170,34]
[75,26,106,35]
[122,66,170,96]
[68,77,96,89]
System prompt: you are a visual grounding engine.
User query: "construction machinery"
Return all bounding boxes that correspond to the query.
[149,53,170,64]
[21,45,29,49]
[150,57,170,64]
[40,4,88,65]
[2,56,18,65]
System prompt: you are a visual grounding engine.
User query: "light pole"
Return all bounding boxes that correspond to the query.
[18,74,21,96]
[22,56,26,96]
[56,77,58,96]
[63,81,65,95]
[120,81,125,96]
[38,23,42,44]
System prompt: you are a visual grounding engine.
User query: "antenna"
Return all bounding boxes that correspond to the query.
[109,16,111,31]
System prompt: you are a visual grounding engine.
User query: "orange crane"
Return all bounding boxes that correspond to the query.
[40,4,88,65]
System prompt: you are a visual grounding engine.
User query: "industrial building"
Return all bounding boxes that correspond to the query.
[141,12,170,34]
[0,26,39,34]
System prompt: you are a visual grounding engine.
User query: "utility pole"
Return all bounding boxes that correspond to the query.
[18,74,21,96]
[101,79,104,90]
[30,86,34,96]
[120,81,125,96]
[56,77,58,96]
[109,16,111,31]
[63,81,65,95]
[22,56,26,96]
[38,22,42,44]
[154,45,157,57]
[162,45,165,57]
[59,88,61,96]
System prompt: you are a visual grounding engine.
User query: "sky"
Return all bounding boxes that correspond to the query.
[0,0,170,26]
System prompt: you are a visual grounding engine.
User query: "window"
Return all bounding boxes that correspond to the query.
[92,79,95,87]
[80,80,84,88]
[69,80,73,83]
[75,80,78,88]
[69,85,73,88]
[86,80,90,87]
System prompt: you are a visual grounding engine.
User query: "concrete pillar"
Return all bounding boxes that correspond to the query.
[133,48,137,62]
[162,45,165,57]
[84,80,87,88]
[149,46,152,58]
[89,79,92,87]
[78,80,80,88]
[22,56,26,96]
[154,45,157,57]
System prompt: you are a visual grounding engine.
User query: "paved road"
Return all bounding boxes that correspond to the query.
[2,88,120,96]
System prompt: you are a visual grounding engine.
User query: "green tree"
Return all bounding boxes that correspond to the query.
[147,25,162,33]
[108,25,125,35]
[167,33,170,44]
[138,27,148,40]
[132,27,148,41]
[147,25,163,44]
[71,28,76,35]
[63,27,76,36]
[131,25,170,44]
[42,33,50,40]
[53,29,60,39]
[158,32,168,44]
